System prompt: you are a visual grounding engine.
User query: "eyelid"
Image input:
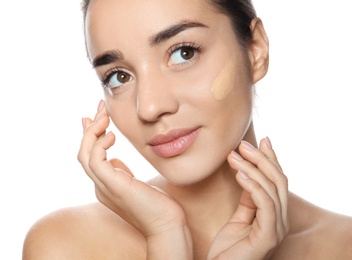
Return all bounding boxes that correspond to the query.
[167,42,203,55]
[166,42,204,67]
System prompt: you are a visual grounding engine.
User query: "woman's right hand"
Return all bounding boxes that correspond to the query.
[77,100,193,259]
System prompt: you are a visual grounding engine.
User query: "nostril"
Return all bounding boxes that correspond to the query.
[136,92,179,123]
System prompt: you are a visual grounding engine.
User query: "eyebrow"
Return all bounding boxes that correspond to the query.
[92,50,123,68]
[149,20,208,47]
[92,20,208,68]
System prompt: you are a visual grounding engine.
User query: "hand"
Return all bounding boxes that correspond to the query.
[77,100,193,259]
[207,138,289,260]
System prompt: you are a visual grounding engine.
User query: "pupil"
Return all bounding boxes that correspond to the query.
[181,47,194,60]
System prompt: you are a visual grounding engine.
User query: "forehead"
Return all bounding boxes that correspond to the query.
[87,0,214,30]
[85,0,225,59]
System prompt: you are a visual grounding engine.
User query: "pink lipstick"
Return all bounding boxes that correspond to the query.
[148,128,200,158]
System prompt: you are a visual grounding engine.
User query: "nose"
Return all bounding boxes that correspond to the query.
[136,73,179,123]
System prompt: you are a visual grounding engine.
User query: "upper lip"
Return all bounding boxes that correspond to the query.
[148,127,200,146]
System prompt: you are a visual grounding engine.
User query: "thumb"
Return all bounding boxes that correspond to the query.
[230,189,257,224]
[109,158,135,178]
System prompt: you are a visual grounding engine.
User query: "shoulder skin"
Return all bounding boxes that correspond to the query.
[22,203,147,260]
[273,193,352,259]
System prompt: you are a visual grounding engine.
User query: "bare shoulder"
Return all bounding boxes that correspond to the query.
[22,202,146,260]
[274,193,352,259]
[314,208,352,259]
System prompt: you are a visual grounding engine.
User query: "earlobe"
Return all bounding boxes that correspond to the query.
[248,18,269,84]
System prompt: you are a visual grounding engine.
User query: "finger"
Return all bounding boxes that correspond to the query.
[78,113,109,163]
[238,140,289,235]
[83,100,108,137]
[94,101,109,139]
[79,101,110,156]
[234,170,277,238]
[77,112,110,188]
[238,140,288,213]
[238,141,285,185]
[230,188,257,225]
[86,132,139,216]
[109,158,134,178]
[229,150,282,216]
[259,137,282,171]
[259,137,289,233]
[94,99,106,121]
[89,131,137,197]
[229,149,286,238]
[82,117,93,133]
[88,132,182,234]
[89,131,167,204]
[97,99,105,112]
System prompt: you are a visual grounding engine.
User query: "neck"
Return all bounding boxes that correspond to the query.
[172,164,241,215]
[151,122,257,227]
[152,162,242,258]
[148,123,257,257]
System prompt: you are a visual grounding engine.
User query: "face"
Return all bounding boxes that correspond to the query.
[86,0,257,185]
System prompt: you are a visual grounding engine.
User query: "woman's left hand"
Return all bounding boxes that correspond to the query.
[207,137,289,260]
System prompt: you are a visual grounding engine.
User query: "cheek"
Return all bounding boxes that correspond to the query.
[211,55,253,131]
[104,93,140,140]
[211,70,254,148]
[211,59,237,100]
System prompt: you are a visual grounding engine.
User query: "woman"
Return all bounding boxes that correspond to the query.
[23,0,352,259]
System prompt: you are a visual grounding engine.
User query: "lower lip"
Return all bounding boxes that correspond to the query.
[150,129,200,158]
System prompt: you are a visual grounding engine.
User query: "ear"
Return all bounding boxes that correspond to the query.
[248,18,269,84]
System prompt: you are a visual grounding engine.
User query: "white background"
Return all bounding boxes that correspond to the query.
[1,0,351,258]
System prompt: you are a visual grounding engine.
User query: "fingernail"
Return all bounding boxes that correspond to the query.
[241,140,255,151]
[231,151,243,161]
[97,99,104,112]
[238,170,250,180]
[265,137,272,150]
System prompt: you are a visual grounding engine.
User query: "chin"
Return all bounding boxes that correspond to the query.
[148,154,227,187]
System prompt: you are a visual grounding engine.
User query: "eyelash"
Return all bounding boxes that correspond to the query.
[167,42,203,65]
[100,42,204,88]
[168,42,203,54]
[101,68,126,88]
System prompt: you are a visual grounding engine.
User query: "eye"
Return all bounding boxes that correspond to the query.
[103,70,133,89]
[169,46,196,66]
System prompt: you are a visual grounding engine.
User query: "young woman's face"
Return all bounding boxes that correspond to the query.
[86,0,254,185]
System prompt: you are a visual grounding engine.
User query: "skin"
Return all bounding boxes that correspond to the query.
[211,59,239,100]
[86,0,254,186]
[23,0,352,259]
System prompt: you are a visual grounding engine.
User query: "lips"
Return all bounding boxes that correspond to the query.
[148,128,200,158]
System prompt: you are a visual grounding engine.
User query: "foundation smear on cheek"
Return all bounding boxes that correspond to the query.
[211,60,236,100]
